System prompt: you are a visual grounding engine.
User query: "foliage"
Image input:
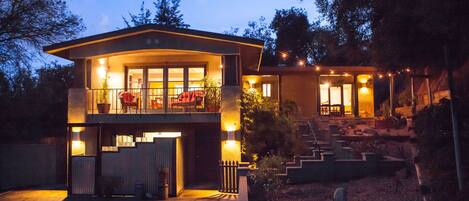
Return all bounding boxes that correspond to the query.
[202,77,221,109]
[413,98,469,200]
[243,17,276,66]
[0,0,84,70]
[0,63,73,142]
[371,0,469,71]
[97,72,109,104]
[123,0,189,28]
[241,89,304,160]
[248,154,286,201]
[271,7,312,66]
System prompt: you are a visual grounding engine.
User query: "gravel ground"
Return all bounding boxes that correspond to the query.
[278,169,422,201]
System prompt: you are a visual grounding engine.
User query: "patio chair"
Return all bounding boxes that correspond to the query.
[119,91,140,113]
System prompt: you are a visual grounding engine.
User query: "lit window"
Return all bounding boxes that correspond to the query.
[262,83,271,97]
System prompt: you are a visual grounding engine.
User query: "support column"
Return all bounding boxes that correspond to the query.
[353,74,359,117]
[389,74,395,117]
[221,55,241,162]
[72,59,86,88]
[425,68,433,105]
[410,76,416,115]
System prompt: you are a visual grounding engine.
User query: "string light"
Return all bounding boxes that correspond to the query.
[297,60,305,66]
[378,74,384,79]
[405,68,411,73]
[330,70,335,74]
[343,72,350,76]
[281,52,288,60]
[315,65,320,71]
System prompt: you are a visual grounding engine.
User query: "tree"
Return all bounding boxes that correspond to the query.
[271,7,312,66]
[123,1,153,27]
[0,0,84,70]
[314,0,371,65]
[124,0,189,28]
[370,0,469,192]
[243,17,276,66]
[153,0,189,28]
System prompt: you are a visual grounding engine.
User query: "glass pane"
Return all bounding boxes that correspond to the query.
[320,84,330,105]
[343,84,352,114]
[148,68,164,110]
[262,83,271,97]
[168,68,184,100]
[188,67,204,90]
[330,86,342,105]
[128,69,143,89]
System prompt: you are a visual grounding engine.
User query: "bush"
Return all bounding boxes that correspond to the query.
[241,90,305,161]
[413,98,469,200]
[248,155,286,201]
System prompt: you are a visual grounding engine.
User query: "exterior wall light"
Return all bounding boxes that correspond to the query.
[71,129,85,156]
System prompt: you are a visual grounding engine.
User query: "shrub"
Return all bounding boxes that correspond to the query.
[248,155,286,201]
[241,90,304,161]
[413,98,469,200]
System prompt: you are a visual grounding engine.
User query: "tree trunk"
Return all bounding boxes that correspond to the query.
[447,68,464,191]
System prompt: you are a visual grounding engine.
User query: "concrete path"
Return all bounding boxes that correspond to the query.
[0,190,239,201]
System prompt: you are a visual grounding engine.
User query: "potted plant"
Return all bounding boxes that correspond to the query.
[97,72,111,114]
[203,77,221,112]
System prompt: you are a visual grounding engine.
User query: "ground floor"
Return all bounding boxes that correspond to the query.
[68,122,224,197]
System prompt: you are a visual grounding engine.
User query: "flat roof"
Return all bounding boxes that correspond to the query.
[244,66,377,75]
[43,24,264,54]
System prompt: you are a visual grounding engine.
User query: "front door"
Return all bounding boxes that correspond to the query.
[320,84,353,116]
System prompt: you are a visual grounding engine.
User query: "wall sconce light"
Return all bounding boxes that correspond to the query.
[71,129,85,156]
[219,64,224,69]
[225,123,237,146]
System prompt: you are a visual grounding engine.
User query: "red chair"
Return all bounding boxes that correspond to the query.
[119,91,140,113]
[170,90,206,111]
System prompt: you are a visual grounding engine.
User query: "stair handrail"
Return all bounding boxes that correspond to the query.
[307,120,321,153]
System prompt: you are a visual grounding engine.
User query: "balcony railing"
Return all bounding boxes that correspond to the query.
[87,87,221,114]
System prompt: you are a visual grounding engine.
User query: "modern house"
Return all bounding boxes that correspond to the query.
[44,24,375,197]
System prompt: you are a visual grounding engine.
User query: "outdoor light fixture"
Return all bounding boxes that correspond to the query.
[281,52,288,60]
[315,65,320,71]
[219,64,223,69]
[330,70,335,74]
[343,73,350,77]
[71,129,85,156]
[297,60,305,66]
[225,123,237,146]
[378,74,384,79]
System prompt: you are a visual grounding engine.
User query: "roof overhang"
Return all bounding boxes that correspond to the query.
[244,66,377,75]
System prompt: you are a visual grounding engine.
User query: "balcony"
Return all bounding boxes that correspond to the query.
[87,87,221,115]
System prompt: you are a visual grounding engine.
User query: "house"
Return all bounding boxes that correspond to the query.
[44,24,376,197]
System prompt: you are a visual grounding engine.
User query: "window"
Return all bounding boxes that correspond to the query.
[262,83,271,97]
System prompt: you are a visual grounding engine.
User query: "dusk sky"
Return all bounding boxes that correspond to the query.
[42,0,320,65]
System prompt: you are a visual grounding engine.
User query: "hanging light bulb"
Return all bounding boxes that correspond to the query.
[297,60,305,66]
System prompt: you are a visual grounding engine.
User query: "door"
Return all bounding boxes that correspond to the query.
[319,84,353,116]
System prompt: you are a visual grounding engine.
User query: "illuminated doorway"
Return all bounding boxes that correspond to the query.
[319,83,353,116]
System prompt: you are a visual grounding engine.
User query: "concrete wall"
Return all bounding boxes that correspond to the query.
[0,144,58,190]
[281,74,318,118]
[285,153,405,183]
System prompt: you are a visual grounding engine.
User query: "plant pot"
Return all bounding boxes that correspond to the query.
[97,103,111,114]
[206,104,220,112]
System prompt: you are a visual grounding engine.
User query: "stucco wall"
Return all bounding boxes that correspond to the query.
[281,74,319,118]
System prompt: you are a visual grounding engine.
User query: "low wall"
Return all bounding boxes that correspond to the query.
[286,152,405,183]
[0,144,59,190]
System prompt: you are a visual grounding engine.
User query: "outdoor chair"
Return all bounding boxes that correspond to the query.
[119,91,140,113]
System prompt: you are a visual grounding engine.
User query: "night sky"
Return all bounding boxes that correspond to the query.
[42,0,319,65]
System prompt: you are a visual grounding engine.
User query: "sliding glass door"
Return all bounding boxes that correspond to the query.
[126,65,206,112]
[319,83,353,116]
